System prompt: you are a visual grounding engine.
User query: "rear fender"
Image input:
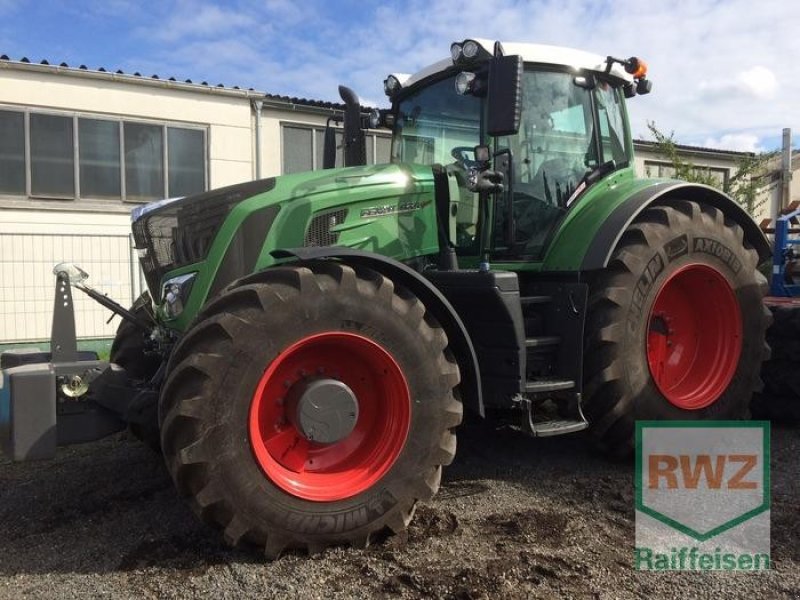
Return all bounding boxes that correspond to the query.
[579,182,771,271]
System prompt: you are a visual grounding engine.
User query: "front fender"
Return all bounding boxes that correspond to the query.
[272,247,484,418]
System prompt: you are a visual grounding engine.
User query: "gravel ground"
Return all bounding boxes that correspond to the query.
[1,422,798,599]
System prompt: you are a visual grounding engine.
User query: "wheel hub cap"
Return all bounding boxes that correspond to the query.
[290,379,359,444]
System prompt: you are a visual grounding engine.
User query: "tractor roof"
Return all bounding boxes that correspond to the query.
[400,39,634,89]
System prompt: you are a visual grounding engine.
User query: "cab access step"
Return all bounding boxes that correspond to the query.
[422,268,589,437]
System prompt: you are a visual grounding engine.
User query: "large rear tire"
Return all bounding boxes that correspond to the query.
[583,200,769,455]
[752,304,800,420]
[159,262,462,557]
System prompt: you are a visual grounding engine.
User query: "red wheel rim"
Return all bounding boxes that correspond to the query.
[249,332,411,502]
[646,264,742,410]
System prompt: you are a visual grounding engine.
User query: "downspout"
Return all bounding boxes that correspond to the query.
[251,98,264,179]
[781,128,793,213]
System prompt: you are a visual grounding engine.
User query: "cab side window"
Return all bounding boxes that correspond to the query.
[595,84,630,166]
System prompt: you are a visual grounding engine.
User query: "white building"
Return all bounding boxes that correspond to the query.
[0,56,392,345]
[0,56,785,345]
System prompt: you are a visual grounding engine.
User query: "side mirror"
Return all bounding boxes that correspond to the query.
[636,78,653,95]
[486,55,523,137]
[339,85,366,167]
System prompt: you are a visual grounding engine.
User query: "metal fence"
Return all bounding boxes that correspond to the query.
[0,232,143,344]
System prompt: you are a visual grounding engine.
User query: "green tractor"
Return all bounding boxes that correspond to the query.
[0,39,771,557]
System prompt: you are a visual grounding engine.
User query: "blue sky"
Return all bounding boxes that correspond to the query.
[1,0,797,151]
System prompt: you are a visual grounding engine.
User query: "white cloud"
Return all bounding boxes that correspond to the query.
[737,66,778,100]
[702,134,763,153]
[701,66,781,102]
[123,0,800,151]
[144,4,254,43]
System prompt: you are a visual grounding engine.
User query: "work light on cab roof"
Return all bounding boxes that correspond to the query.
[385,38,653,101]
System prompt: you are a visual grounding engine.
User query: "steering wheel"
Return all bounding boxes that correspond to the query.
[450,146,480,170]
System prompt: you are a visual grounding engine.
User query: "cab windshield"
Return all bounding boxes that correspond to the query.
[391,74,481,166]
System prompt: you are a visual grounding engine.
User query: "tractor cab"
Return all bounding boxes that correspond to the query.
[380,39,650,265]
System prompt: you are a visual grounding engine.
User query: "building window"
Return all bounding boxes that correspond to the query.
[644,160,729,186]
[168,127,205,197]
[30,113,75,198]
[124,122,164,201]
[79,118,121,199]
[367,134,392,165]
[0,111,25,194]
[283,126,314,174]
[0,107,207,202]
[282,123,391,174]
[643,161,676,179]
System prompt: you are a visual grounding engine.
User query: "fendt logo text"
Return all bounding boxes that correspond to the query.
[635,422,770,571]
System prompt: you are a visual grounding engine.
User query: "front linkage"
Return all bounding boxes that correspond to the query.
[0,263,163,460]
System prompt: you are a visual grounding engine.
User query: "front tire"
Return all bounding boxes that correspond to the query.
[583,200,769,454]
[159,262,462,557]
[109,293,159,380]
[110,293,161,450]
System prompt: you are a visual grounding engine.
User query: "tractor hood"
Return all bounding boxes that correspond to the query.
[132,163,438,321]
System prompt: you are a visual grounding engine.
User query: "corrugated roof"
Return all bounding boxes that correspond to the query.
[263,92,346,110]
[0,53,356,110]
[634,138,752,157]
[0,53,267,97]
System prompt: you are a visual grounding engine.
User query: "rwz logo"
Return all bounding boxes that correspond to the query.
[635,422,770,571]
[648,453,758,490]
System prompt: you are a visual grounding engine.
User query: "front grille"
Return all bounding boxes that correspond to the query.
[304,209,348,247]
[132,178,276,299]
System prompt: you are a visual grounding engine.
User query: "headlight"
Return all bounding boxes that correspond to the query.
[455,71,476,95]
[462,40,479,59]
[384,75,402,97]
[450,39,490,65]
[161,272,197,319]
[368,108,382,129]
